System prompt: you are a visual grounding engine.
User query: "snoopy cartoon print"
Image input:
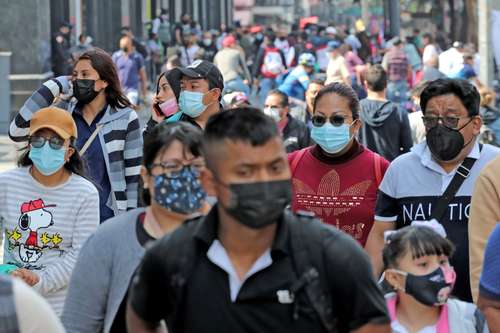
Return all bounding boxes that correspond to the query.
[17,199,56,264]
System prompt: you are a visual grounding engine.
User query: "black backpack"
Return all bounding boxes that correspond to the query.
[164,210,337,332]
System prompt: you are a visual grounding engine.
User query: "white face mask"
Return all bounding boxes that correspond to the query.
[263,107,281,122]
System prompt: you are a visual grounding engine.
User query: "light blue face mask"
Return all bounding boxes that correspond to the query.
[311,122,353,154]
[29,143,66,176]
[179,90,209,118]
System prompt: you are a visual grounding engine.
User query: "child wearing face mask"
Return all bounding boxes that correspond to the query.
[0,107,100,315]
[382,223,488,333]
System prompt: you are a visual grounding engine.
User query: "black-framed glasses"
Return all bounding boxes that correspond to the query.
[421,115,471,130]
[29,136,65,150]
[149,161,205,178]
[312,114,352,127]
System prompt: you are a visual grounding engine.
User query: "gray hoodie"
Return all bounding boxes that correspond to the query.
[358,99,413,161]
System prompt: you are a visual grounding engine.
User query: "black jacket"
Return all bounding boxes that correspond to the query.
[282,115,311,153]
[358,99,413,161]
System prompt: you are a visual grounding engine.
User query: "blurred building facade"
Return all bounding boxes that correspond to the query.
[0,0,233,122]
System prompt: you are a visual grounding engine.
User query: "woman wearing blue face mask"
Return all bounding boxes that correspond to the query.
[288,82,390,246]
[62,122,210,333]
[0,107,100,315]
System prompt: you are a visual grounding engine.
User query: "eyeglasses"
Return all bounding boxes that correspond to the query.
[149,161,205,178]
[29,136,65,150]
[421,115,471,130]
[312,114,353,127]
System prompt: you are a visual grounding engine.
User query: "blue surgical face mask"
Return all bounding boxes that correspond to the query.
[29,143,67,176]
[311,122,353,154]
[153,167,206,215]
[179,90,209,118]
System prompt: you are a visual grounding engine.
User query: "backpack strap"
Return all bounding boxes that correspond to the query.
[373,153,383,189]
[290,148,308,177]
[165,217,203,324]
[288,211,338,332]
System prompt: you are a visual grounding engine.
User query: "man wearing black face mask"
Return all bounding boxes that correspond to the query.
[366,79,500,303]
[127,108,390,333]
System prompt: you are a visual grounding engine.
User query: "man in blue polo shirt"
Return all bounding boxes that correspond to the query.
[365,79,500,302]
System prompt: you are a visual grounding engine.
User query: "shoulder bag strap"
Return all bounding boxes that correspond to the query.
[79,124,104,156]
[430,148,481,221]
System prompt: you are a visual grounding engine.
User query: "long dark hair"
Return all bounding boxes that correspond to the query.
[18,140,87,178]
[156,69,181,100]
[76,48,132,109]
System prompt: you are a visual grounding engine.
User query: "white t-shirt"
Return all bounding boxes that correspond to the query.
[439,47,463,77]
[422,44,439,64]
[391,319,436,333]
[326,55,350,84]
[0,167,99,314]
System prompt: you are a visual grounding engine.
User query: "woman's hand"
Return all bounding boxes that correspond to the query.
[150,95,166,123]
[56,76,74,101]
[11,268,40,286]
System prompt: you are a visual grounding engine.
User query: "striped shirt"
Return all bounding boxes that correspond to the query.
[8,76,143,213]
[0,167,100,314]
[385,48,408,82]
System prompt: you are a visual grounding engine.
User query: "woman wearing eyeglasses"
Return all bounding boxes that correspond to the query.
[62,122,209,333]
[288,82,389,246]
[0,107,100,315]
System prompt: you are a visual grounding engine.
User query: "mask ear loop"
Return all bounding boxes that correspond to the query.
[459,117,479,149]
[384,269,408,292]
[204,88,219,108]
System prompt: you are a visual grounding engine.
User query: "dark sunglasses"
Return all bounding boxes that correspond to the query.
[29,136,65,150]
[312,114,353,127]
[421,115,471,130]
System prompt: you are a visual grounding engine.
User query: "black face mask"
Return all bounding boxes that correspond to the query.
[426,119,473,161]
[403,266,456,306]
[73,79,99,104]
[219,179,292,229]
[121,46,129,53]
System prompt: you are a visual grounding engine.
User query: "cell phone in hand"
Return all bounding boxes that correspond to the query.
[153,103,163,117]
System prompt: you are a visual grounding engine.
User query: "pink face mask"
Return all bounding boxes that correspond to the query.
[157,97,179,117]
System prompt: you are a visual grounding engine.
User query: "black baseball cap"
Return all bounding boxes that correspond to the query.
[178,60,224,91]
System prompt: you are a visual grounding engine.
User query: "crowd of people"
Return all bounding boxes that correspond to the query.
[1,11,500,333]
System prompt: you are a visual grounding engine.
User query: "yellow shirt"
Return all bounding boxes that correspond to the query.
[469,156,500,301]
